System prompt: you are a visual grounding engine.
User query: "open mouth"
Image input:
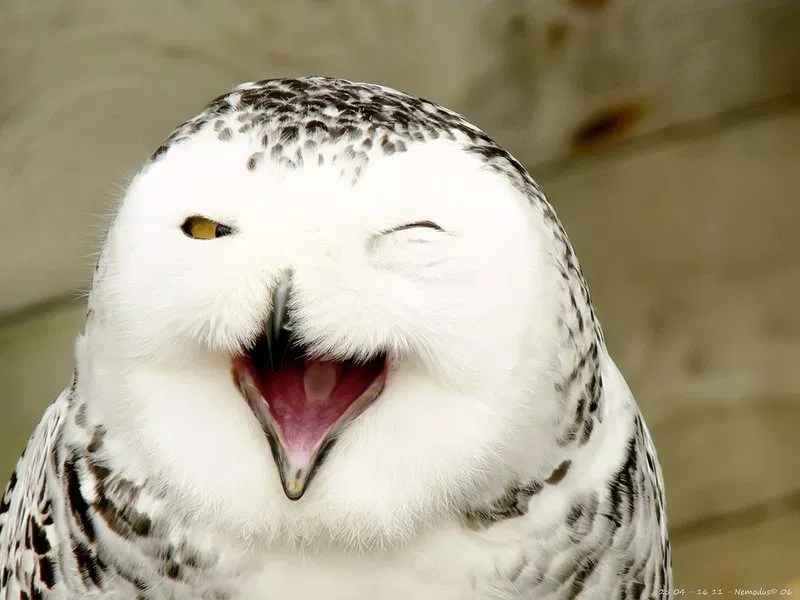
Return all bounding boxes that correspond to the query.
[232,325,388,500]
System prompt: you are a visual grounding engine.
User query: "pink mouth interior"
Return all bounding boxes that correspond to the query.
[241,353,386,453]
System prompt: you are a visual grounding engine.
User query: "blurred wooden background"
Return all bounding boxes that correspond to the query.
[1,0,798,592]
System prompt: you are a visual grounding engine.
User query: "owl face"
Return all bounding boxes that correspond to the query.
[83,79,564,547]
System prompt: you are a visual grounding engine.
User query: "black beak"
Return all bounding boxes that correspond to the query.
[266,273,293,372]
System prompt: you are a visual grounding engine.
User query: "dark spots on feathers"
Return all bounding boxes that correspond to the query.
[579,418,595,445]
[41,501,53,526]
[565,493,599,537]
[568,554,601,600]
[38,555,56,589]
[247,152,263,171]
[545,460,572,485]
[86,425,106,454]
[280,125,299,144]
[83,454,153,539]
[327,125,346,141]
[588,374,600,413]
[557,339,603,448]
[463,479,543,529]
[264,88,295,102]
[94,490,152,538]
[558,346,590,394]
[73,538,105,588]
[463,458,582,529]
[558,423,579,446]
[30,518,50,554]
[629,579,647,599]
[305,119,328,135]
[149,144,169,162]
[177,542,207,570]
[566,503,584,527]
[162,559,183,580]
[74,403,87,427]
[646,450,657,474]
[607,430,641,530]
[380,137,396,154]
[64,454,96,542]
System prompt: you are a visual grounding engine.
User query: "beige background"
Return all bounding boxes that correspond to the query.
[1,0,799,591]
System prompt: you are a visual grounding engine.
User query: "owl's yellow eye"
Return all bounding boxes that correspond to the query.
[181,216,234,240]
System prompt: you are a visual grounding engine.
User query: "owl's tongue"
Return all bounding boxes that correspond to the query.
[234,353,386,499]
[261,359,379,454]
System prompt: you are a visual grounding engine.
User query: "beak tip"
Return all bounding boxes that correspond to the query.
[283,488,306,501]
[280,471,311,501]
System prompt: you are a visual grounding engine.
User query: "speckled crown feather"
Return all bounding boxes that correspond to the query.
[150,76,533,189]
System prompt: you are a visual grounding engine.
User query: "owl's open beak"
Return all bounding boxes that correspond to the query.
[233,274,388,500]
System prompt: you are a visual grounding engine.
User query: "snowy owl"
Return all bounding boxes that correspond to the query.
[0,77,671,599]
